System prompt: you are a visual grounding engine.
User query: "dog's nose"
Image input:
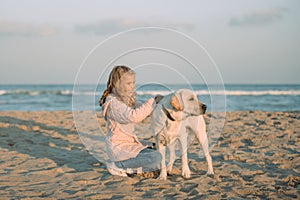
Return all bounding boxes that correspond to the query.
[202,104,207,111]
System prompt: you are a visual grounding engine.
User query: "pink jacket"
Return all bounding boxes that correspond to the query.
[102,94,155,162]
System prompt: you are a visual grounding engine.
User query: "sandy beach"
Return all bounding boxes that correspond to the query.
[0,110,299,199]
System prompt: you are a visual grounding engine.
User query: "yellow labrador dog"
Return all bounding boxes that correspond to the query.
[151,89,214,180]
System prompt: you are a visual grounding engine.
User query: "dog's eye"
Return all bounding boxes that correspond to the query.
[189,97,194,101]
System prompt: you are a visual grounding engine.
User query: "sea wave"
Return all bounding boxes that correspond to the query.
[1,89,300,96]
[0,90,75,96]
[136,90,300,96]
[0,90,6,95]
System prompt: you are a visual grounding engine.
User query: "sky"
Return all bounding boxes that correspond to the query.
[0,0,299,84]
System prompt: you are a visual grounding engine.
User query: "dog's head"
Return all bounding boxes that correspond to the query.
[161,89,207,121]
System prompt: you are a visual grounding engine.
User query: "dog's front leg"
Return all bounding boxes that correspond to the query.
[156,135,168,180]
[195,117,214,175]
[180,136,191,178]
[167,140,176,174]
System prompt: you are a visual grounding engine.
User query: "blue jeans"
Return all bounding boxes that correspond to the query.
[115,148,162,172]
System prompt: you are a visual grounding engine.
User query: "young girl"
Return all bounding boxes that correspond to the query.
[100,65,162,177]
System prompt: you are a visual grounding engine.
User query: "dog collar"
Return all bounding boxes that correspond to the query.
[162,105,176,121]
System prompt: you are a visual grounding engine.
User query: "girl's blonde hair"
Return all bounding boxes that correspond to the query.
[99,65,136,107]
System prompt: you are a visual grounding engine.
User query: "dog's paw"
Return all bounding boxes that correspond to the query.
[182,168,191,179]
[157,170,168,180]
[206,170,215,177]
[167,165,173,174]
[157,174,167,180]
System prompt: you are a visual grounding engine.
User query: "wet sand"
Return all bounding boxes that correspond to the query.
[0,111,299,199]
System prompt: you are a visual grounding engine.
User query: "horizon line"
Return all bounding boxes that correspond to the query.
[1,83,300,85]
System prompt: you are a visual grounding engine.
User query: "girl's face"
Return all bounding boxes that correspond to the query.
[118,73,135,96]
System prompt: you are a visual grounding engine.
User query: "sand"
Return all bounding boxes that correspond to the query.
[0,110,299,199]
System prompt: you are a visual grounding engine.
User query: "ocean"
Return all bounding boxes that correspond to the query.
[0,84,300,112]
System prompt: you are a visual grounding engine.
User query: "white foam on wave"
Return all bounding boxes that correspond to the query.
[0,90,6,95]
[59,90,73,95]
[213,90,300,96]
[1,89,300,96]
[72,91,101,96]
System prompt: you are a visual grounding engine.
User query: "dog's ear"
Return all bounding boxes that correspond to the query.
[170,95,183,111]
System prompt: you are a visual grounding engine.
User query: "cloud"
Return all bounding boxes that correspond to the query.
[229,7,288,27]
[0,20,58,37]
[74,18,195,35]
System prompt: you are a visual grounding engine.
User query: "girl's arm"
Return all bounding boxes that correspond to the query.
[108,98,155,123]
